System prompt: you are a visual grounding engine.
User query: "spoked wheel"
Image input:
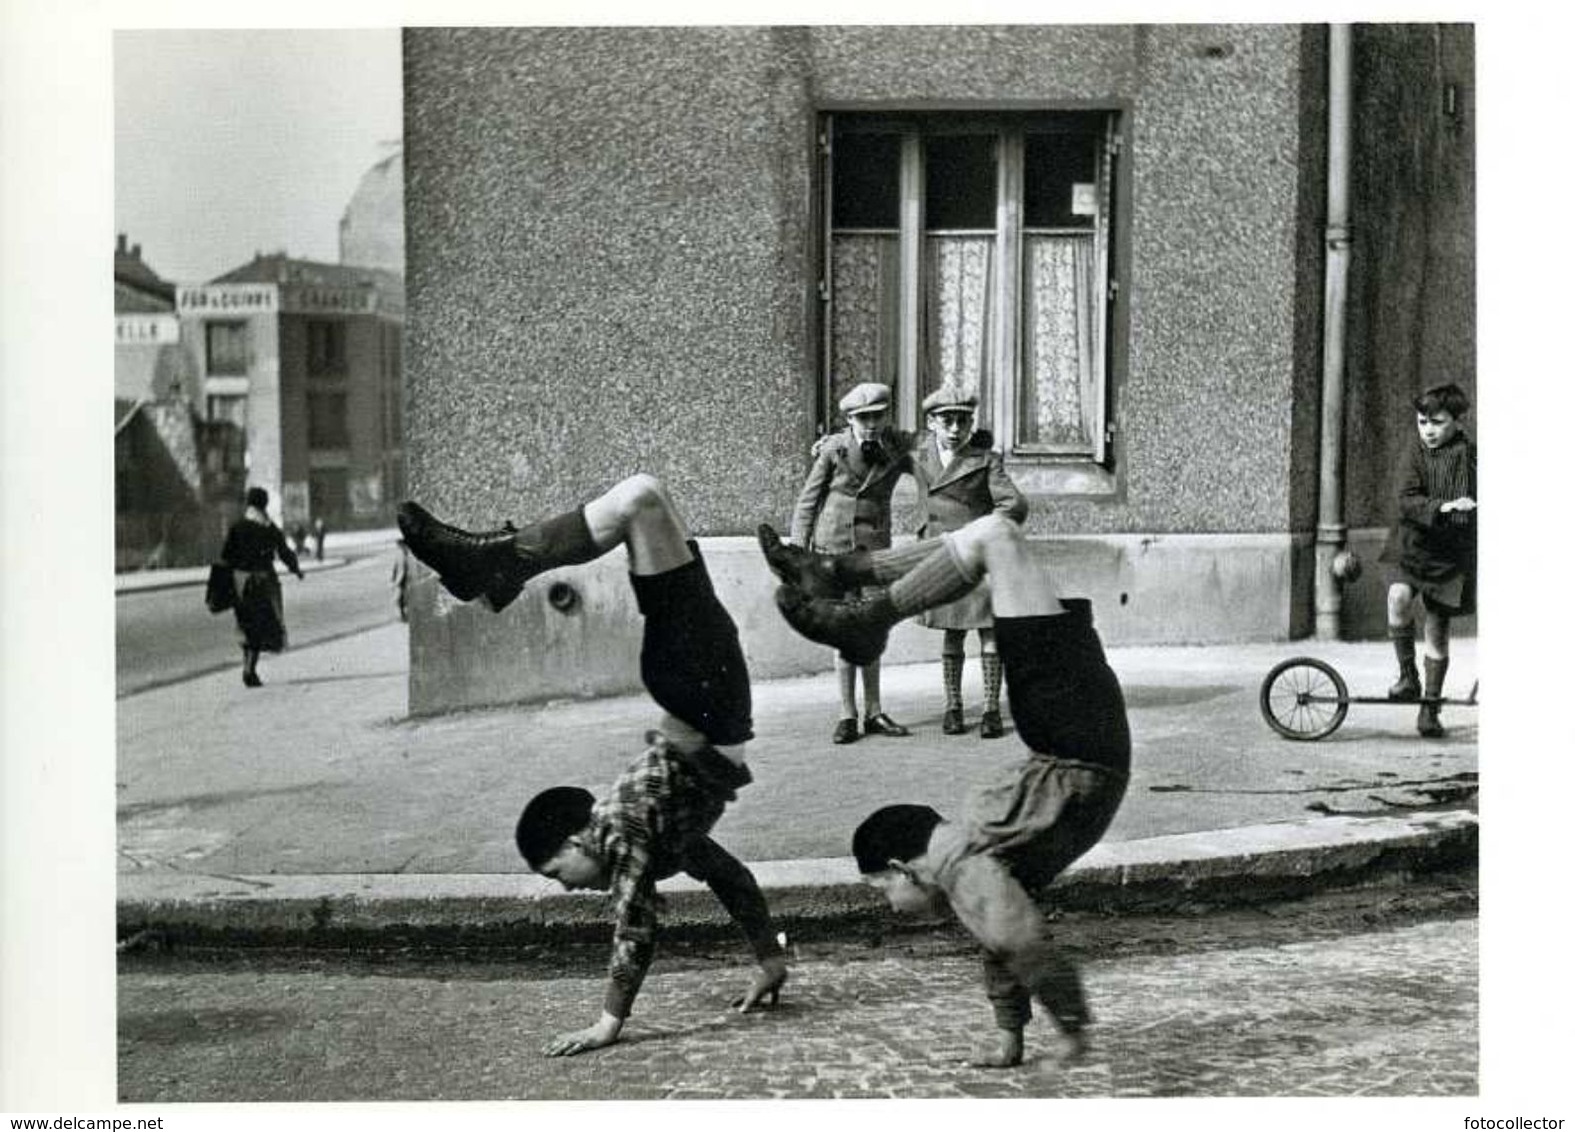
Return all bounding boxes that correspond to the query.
[1259,657,1350,741]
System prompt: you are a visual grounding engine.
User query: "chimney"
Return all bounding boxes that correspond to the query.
[117,233,127,255]
[132,243,142,260]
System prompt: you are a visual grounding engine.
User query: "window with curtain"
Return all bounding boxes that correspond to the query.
[823,112,1118,464]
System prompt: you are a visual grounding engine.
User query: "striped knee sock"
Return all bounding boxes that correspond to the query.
[887,539,979,617]
[853,538,951,585]
[942,652,964,711]
[981,653,1003,712]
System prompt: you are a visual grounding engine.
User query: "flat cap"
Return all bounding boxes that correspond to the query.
[838,382,892,416]
[922,383,978,415]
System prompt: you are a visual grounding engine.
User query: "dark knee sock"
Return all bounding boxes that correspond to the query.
[512,506,602,569]
[1390,623,1417,675]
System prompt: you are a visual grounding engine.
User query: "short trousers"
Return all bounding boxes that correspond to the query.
[1386,565,1477,617]
[630,543,754,746]
[964,755,1128,893]
[992,600,1131,774]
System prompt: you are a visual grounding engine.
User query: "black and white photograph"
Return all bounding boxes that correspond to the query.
[1,2,1567,1126]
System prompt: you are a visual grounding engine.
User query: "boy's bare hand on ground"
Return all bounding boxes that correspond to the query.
[731,955,790,1013]
[542,1012,623,1057]
[967,1029,1024,1068]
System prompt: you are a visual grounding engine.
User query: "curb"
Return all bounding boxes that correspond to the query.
[117,810,1477,948]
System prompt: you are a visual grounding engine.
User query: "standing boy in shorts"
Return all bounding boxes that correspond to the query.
[759,513,1129,1067]
[910,383,1027,739]
[1378,381,1477,737]
[399,474,788,1056]
[788,382,914,745]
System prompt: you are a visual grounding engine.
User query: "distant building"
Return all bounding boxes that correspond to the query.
[114,234,192,403]
[339,145,404,275]
[114,235,233,570]
[180,254,405,531]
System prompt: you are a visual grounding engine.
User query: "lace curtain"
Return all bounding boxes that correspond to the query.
[829,234,900,411]
[922,235,993,408]
[1019,235,1096,449]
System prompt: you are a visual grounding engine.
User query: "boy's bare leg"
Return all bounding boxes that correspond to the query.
[582,472,694,577]
[837,657,860,721]
[942,514,1063,618]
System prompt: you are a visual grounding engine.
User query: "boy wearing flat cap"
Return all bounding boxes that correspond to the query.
[786,382,914,745]
[913,383,1027,739]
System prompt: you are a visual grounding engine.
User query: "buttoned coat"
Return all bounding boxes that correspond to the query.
[910,431,1028,630]
[790,428,914,554]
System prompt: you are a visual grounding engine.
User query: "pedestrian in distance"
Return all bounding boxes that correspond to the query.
[312,516,328,562]
[397,473,789,1057]
[910,383,1027,740]
[220,486,305,688]
[760,512,1129,1068]
[1378,381,1477,737]
[787,381,913,745]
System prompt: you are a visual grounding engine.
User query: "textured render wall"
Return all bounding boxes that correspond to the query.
[810,24,1317,537]
[404,24,1316,536]
[1343,24,1476,531]
[403,27,818,535]
[402,25,1323,712]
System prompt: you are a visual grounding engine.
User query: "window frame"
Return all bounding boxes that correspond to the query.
[204,320,250,377]
[306,387,350,451]
[306,318,350,378]
[819,109,1123,472]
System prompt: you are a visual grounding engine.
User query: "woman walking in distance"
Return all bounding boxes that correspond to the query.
[220,486,304,687]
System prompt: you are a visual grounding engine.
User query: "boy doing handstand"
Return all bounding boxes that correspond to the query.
[759,514,1129,1067]
[399,474,788,1057]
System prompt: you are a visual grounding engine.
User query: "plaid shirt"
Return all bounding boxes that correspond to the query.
[584,731,750,1018]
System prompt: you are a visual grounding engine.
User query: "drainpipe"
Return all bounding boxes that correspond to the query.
[1315,23,1353,640]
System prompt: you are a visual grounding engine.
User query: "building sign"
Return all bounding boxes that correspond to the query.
[177,284,278,314]
[115,314,180,344]
[281,285,378,315]
[1071,183,1098,217]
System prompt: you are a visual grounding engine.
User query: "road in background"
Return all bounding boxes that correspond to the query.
[116,545,403,697]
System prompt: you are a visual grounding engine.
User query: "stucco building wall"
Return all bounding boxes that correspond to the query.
[401,24,1473,714]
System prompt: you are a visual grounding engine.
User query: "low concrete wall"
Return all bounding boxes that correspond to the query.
[409,532,1313,716]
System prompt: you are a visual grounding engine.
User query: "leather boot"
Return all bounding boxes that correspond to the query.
[399,502,600,612]
[398,502,524,608]
[774,584,894,667]
[756,524,847,598]
[1417,655,1449,738]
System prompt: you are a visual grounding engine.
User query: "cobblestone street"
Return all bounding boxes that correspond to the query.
[119,894,1477,1101]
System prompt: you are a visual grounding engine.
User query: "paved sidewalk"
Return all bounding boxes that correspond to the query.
[116,623,1477,942]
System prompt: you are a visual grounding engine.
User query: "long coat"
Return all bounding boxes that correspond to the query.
[910,431,1028,630]
[1378,430,1477,615]
[221,510,302,652]
[790,429,913,554]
